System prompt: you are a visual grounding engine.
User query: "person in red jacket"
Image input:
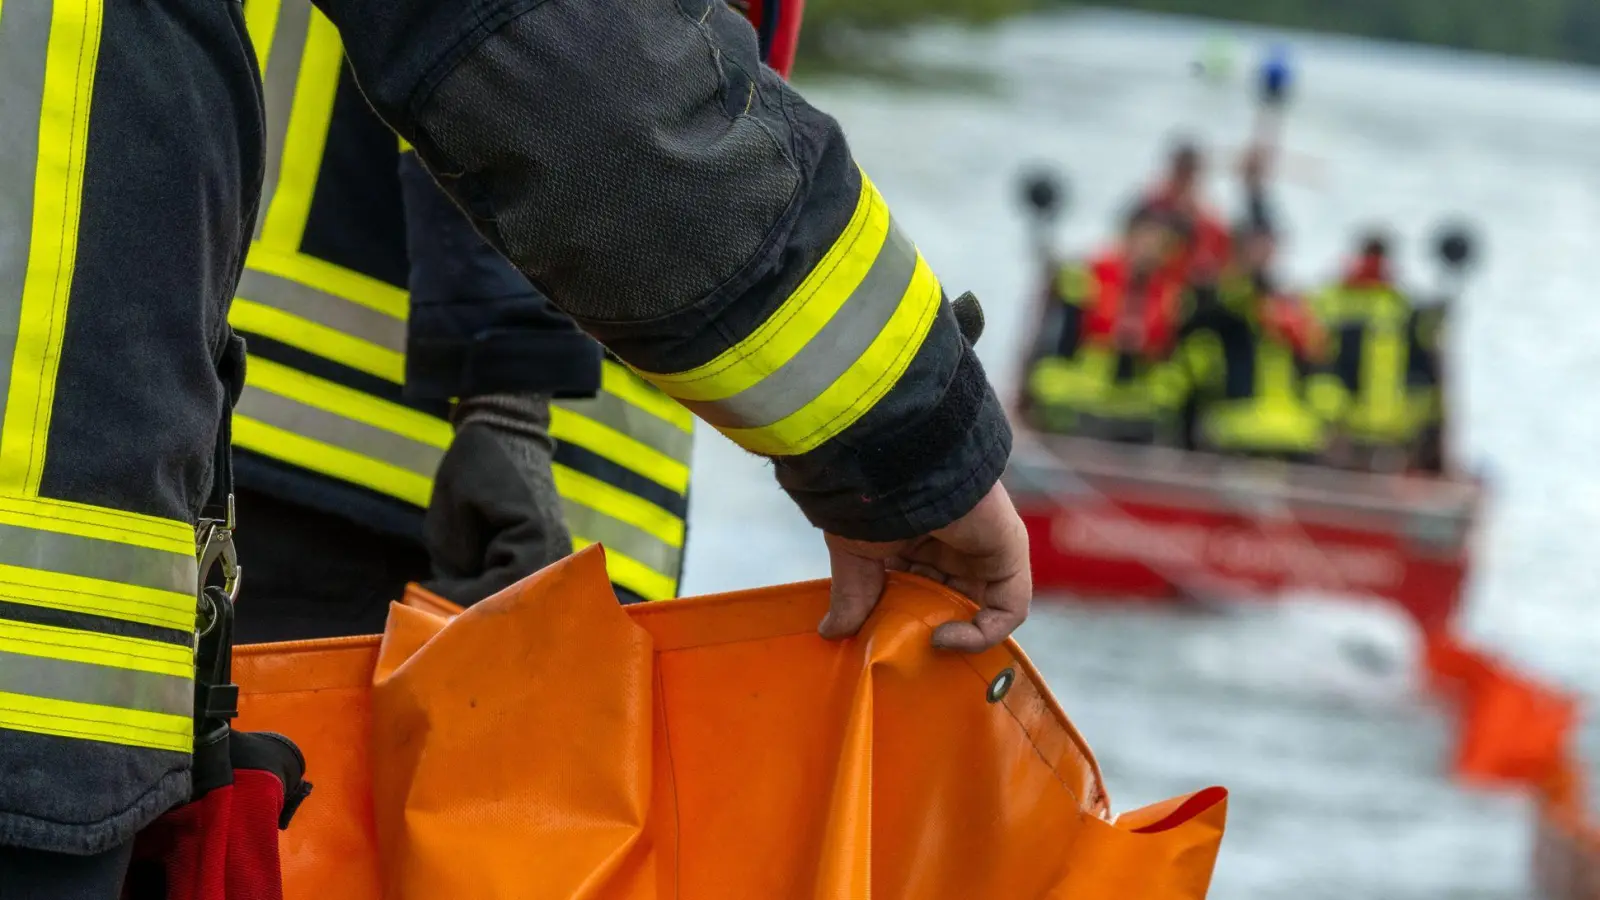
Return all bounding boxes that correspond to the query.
[1025,206,1188,443]
[1142,140,1231,280]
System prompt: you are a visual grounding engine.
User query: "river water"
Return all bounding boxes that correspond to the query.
[680,9,1600,897]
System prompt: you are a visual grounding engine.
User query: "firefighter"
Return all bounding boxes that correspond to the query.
[0,0,1029,891]
[1142,139,1231,279]
[1311,231,1424,472]
[1157,219,1335,461]
[230,3,695,642]
[1025,205,1187,444]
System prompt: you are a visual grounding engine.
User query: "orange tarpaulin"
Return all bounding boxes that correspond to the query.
[235,547,1227,899]
[1421,630,1600,899]
[1424,632,1577,787]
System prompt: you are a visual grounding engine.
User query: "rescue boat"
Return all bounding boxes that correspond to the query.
[1005,168,1484,631]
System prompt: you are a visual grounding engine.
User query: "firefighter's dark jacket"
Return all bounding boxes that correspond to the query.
[0,0,1007,857]
[324,0,1009,540]
[396,152,602,404]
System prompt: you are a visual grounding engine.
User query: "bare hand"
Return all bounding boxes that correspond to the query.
[819,482,1032,652]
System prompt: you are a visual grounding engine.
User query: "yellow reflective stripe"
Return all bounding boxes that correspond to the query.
[1054,265,1093,304]
[0,0,102,494]
[255,10,342,251]
[0,690,190,753]
[0,618,191,679]
[234,416,434,507]
[571,538,678,603]
[719,254,941,456]
[1257,341,1293,401]
[245,244,409,321]
[241,0,282,73]
[644,171,887,402]
[552,464,684,549]
[230,298,405,383]
[247,358,451,449]
[0,565,194,632]
[0,494,192,555]
[236,359,449,506]
[602,362,693,432]
[1363,326,1403,421]
[550,407,690,495]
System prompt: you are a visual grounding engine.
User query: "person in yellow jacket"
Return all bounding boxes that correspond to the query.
[231,0,697,639]
[1156,220,1338,461]
[0,0,1031,890]
[1025,206,1188,444]
[1311,232,1429,472]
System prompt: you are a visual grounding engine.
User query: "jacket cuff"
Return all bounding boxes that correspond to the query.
[778,339,1012,542]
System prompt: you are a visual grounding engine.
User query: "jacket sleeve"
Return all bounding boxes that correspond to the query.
[315,0,1009,541]
[396,150,603,402]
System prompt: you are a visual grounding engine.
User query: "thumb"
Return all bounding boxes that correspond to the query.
[820,539,887,640]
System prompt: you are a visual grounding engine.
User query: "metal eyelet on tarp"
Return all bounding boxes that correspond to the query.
[988,667,1016,703]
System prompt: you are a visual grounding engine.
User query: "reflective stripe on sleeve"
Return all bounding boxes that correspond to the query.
[0,0,199,753]
[634,171,943,457]
[0,499,196,631]
[0,552,196,750]
[0,0,51,433]
[0,650,189,717]
[0,0,104,494]
[0,690,191,753]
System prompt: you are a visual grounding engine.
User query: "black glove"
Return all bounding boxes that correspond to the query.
[423,394,573,605]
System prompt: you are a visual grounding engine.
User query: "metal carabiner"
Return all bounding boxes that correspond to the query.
[195,493,241,639]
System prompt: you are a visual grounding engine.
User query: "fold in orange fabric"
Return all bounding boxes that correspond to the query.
[1423,632,1600,896]
[235,547,1227,899]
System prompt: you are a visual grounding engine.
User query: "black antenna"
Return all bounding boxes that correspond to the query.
[1432,220,1479,302]
[1017,165,1069,268]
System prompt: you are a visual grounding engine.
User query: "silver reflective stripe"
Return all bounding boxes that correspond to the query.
[0,522,195,595]
[0,0,53,431]
[255,0,312,241]
[679,223,919,431]
[556,391,694,465]
[237,267,407,352]
[562,499,682,581]
[236,385,445,478]
[0,650,190,716]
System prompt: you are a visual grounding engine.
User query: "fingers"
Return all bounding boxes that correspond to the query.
[928,483,1034,653]
[820,539,888,641]
[931,569,1032,653]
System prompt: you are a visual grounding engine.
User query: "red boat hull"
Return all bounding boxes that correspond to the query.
[1006,436,1481,632]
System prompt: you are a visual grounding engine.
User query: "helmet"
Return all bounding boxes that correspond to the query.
[727,0,805,79]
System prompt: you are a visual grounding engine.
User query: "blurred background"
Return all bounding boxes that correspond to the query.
[682,1,1600,897]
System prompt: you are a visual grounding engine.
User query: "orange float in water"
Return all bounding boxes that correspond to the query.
[235,547,1227,899]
